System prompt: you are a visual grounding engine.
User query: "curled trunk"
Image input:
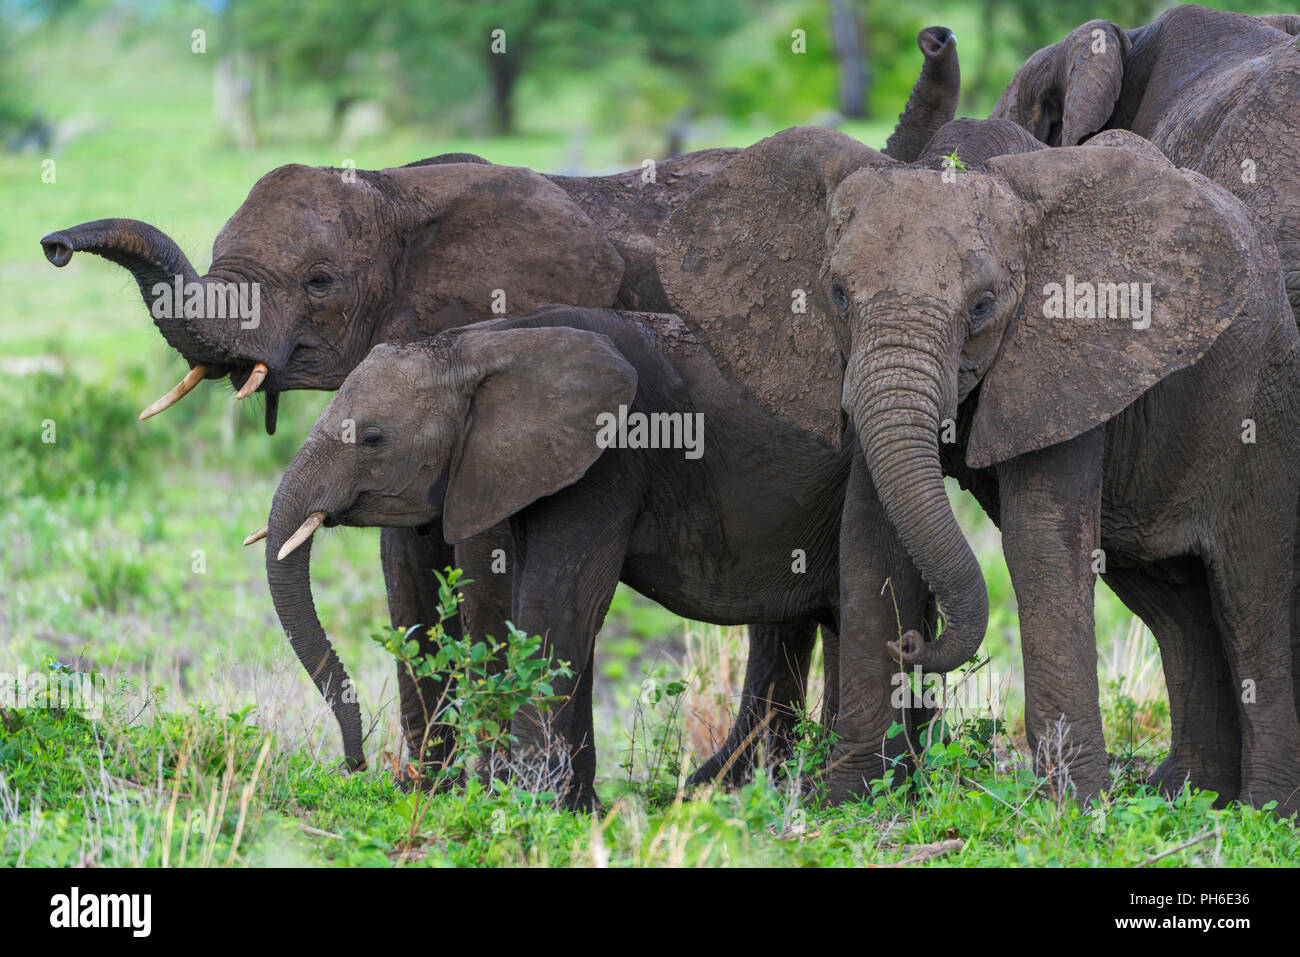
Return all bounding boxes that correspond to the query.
[883,27,961,162]
[41,218,238,369]
[852,338,987,672]
[265,460,365,770]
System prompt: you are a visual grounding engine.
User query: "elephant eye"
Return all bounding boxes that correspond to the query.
[832,282,849,316]
[360,427,383,447]
[967,291,996,330]
[306,271,334,289]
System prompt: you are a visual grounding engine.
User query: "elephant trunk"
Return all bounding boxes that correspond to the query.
[266,448,366,770]
[883,27,961,162]
[41,218,240,369]
[851,321,987,673]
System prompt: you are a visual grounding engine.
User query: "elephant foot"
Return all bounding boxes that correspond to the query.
[394,761,463,794]
[686,719,798,789]
[1148,751,1237,808]
[827,735,916,805]
[1236,775,1300,819]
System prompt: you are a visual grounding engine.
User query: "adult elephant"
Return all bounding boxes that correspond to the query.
[990,1,1300,740]
[658,125,1300,812]
[38,27,962,783]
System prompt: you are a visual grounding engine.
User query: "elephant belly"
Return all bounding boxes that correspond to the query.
[619,520,838,626]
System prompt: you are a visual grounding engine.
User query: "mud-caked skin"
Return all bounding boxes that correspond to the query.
[659,125,1300,814]
[38,29,963,783]
[263,306,936,810]
[991,0,1300,793]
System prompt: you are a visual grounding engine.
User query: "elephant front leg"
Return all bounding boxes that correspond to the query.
[506,493,635,812]
[381,525,460,785]
[830,450,934,804]
[996,429,1109,805]
[687,618,818,787]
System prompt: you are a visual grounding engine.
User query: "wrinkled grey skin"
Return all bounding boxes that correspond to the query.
[992,1,1300,758]
[265,306,932,810]
[39,30,963,782]
[659,125,1300,813]
[993,5,1300,325]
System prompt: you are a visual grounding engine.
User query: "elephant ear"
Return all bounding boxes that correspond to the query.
[656,126,891,448]
[384,163,625,336]
[966,146,1251,469]
[991,20,1127,147]
[441,325,638,543]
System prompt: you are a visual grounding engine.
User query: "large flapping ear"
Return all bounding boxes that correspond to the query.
[656,126,891,448]
[991,20,1128,147]
[383,163,626,336]
[966,146,1256,468]
[441,325,638,543]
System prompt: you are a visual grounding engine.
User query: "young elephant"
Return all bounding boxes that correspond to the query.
[262,305,931,810]
[659,127,1300,812]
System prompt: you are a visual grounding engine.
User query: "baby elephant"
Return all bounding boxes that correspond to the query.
[263,306,929,810]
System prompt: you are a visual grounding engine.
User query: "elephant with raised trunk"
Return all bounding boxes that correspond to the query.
[659,126,1300,813]
[38,28,964,783]
[262,306,932,810]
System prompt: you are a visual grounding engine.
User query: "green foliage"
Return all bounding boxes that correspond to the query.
[0,368,171,500]
[372,567,573,782]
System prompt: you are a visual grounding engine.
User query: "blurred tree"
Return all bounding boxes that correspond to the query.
[829,0,868,118]
[233,0,388,140]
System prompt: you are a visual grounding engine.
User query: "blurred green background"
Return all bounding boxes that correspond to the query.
[1,0,1279,775]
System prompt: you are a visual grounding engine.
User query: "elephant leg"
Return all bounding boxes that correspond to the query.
[1207,541,1300,816]
[453,522,516,644]
[1102,564,1240,805]
[508,488,636,812]
[995,428,1110,805]
[687,618,817,787]
[1293,504,1300,728]
[830,448,934,804]
[381,524,460,780]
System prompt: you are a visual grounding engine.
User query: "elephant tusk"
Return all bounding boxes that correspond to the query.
[235,362,269,399]
[243,525,267,546]
[138,365,208,420]
[277,511,327,561]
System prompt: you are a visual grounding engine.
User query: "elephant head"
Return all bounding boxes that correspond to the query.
[659,129,1250,673]
[264,321,637,764]
[40,156,625,431]
[991,9,1300,150]
[990,19,1129,147]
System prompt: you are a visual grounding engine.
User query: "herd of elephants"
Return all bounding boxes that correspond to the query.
[37,5,1300,814]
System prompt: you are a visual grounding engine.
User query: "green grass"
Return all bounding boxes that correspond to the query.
[0,12,1279,868]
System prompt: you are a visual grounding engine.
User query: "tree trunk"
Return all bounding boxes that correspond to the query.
[487,53,519,135]
[830,0,870,119]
